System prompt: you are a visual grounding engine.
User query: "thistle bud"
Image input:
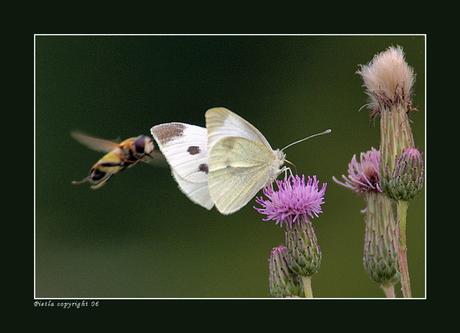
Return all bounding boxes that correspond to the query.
[268,245,304,297]
[363,191,400,288]
[335,148,399,295]
[384,147,424,201]
[285,220,322,277]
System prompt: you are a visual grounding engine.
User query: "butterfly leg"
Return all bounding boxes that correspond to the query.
[280,165,293,178]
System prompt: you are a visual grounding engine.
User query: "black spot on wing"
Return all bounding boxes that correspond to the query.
[198,163,209,174]
[152,123,186,145]
[187,146,201,155]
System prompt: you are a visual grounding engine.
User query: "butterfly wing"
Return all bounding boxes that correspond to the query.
[208,136,275,215]
[205,107,273,153]
[150,122,213,210]
[171,170,214,210]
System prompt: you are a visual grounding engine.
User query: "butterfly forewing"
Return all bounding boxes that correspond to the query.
[206,107,273,153]
[172,170,214,210]
[151,123,209,183]
[151,122,213,210]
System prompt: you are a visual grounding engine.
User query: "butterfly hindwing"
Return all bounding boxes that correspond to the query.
[208,136,275,215]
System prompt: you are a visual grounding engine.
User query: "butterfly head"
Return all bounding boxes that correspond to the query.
[266,149,287,185]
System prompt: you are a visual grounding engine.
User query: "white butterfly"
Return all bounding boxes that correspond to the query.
[151,107,330,215]
[150,122,214,210]
[205,107,290,215]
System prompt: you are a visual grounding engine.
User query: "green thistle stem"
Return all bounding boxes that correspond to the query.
[302,276,313,298]
[382,284,396,298]
[397,200,412,298]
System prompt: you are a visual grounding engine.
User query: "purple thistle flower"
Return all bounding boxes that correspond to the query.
[333,148,382,195]
[254,175,327,228]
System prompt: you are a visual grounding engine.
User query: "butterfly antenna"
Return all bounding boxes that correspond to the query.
[282,129,331,151]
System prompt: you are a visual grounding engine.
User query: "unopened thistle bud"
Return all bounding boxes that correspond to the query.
[285,221,322,277]
[363,191,399,288]
[385,147,424,201]
[268,245,304,298]
[357,46,418,200]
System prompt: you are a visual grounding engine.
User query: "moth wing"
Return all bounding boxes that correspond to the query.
[71,131,120,153]
[205,107,273,153]
[208,137,275,215]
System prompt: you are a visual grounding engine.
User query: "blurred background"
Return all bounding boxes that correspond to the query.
[35,35,425,298]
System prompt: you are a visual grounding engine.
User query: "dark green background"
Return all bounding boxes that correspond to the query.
[35,35,425,298]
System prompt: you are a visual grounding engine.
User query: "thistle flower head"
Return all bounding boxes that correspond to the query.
[254,175,327,228]
[357,45,415,112]
[333,148,381,195]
